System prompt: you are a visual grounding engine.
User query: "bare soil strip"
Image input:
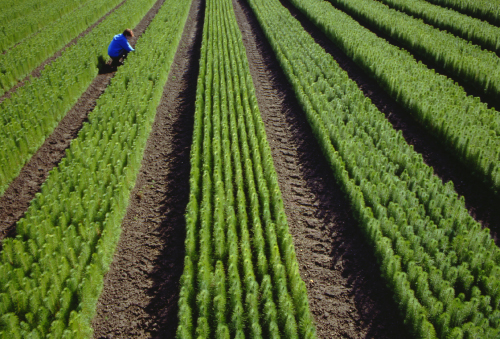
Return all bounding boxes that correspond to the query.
[0,0,167,243]
[233,0,410,337]
[91,0,203,337]
[0,0,127,105]
[278,0,500,245]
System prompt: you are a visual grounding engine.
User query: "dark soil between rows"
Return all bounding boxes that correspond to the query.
[234,0,410,337]
[0,0,127,105]
[0,0,167,243]
[279,0,500,245]
[91,0,203,336]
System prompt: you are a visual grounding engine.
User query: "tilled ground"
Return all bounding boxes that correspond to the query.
[91,0,203,336]
[0,0,166,242]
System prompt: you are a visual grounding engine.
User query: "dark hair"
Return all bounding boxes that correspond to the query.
[123,29,134,37]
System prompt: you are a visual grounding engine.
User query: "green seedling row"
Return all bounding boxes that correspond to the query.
[326,0,500,101]
[0,0,62,31]
[0,0,157,197]
[176,0,316,337]
[288,0,500,195]
[0,0,122,95]
[0,0,191,337]
[424,0,500,27]
[378,0,500,54]
[247,0,500,337]
[0,0,93,53]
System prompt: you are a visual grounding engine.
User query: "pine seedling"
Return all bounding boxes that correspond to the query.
[1,313,22,339]
[195,316,210,339]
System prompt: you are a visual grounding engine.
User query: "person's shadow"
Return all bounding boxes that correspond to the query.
[97,55,117,74]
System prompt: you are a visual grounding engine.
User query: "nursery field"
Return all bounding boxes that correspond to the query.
[0,0,500,337]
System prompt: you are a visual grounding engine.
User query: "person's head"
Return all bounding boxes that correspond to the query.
[123,29,134,38]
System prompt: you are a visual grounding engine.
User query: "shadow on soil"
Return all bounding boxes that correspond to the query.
[142,1,205,337]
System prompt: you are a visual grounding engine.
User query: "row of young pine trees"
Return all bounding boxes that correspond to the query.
[288,0,500,196]
[247,0,500,337]
[0,0,192,337]
[176,0,316,337]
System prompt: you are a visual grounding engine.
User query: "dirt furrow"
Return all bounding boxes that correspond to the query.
[278,0,500,245]
[0,0,167,243]
[0,0,127,105]
[233,0,410,337]
[91,0,203,337]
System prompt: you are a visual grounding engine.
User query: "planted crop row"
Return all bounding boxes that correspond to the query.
[0,0,157,198]
[378,0,500,54]
[176,0,315,337]
[425,0,500,27]
[326,0,500,100]
[0,0,122,96]
[0,0,60,29]
[286,0,500,195]
[0,0,191,337]
[0,0,92,53]
[247,0,500,337]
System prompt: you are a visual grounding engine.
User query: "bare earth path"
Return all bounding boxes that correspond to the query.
[0,0,167,242]
[233,0,410,337]
[278,0,500,245]
[91,0,203,337]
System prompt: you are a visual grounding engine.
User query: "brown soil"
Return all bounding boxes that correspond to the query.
[91,0,203,337]
[0,0,167,243]
[278,0,500,245]
[233,0,410,337]
[0,0,127,105]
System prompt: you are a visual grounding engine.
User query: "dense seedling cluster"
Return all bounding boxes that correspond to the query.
[0,0,91,53]
[326,0,500,100]
[378,0,500,54]
[289,0,500,195]
[176,0,316,337]
[424,0,500,27]
[247,0,500,336]
[0,0,60,27]
[0,0,157,197]
[0,0,122,96]
[0,0,191,336]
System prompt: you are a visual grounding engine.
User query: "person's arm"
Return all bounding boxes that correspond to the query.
[120,35,135,52]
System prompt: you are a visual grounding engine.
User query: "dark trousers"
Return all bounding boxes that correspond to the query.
[110,50,129,66]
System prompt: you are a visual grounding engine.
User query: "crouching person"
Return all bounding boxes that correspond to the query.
[108,29,135,67]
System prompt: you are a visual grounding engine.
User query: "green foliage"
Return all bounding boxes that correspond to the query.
[0,0,192,335]
[378,0,500,54]
[424,0,500,27]
[0,0,157,197]
[326,0,500,99]
[290,0,500,195]
[0,0,91,53]
[246,0,500,336]
[176,0,316,337]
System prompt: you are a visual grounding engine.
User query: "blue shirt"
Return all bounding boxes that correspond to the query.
[108,34,134,57]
